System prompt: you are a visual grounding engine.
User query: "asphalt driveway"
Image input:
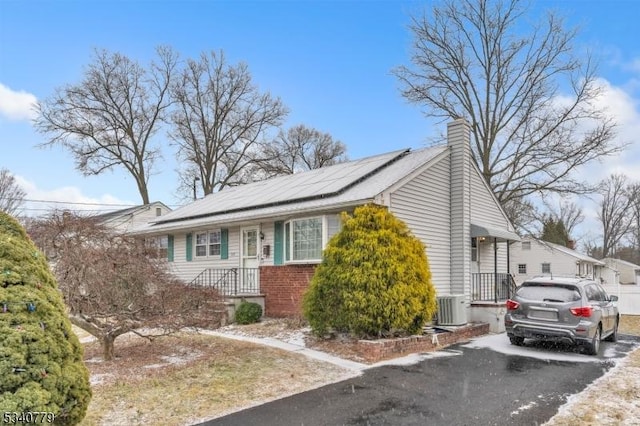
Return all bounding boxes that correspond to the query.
[198,333,639,426]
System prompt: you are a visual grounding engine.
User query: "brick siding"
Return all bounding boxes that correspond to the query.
[260,264,317,317]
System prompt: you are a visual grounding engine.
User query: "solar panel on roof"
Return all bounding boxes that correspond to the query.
[156,149,409,223]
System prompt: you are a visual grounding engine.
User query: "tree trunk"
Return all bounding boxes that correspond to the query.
[100,334,116,361]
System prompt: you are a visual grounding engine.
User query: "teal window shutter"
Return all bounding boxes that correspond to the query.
[274,221,284,265]
[167,235,174,262]
[285,222,290,261]
[221,228,229,259]
[186,233,193,261]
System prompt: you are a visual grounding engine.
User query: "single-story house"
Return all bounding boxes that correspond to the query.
[132,119,520,331]
[602,258,640,285]
[509,238,613,284]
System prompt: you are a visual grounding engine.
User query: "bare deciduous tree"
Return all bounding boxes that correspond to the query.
[27,211,225,361]
[627,183,640,257]
[34,46,178,204]
[170,50,288,197]
[0,168,26,216]
[256,124,348,178]
[394,0,621,223]
[598,174,635,258]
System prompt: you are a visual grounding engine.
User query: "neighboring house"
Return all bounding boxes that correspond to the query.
[95,202,172,257]
[132,119,519,331]
[510,238,609,285]
[602,258,640,285]
[600,258,640,315]
[94,201,172,233]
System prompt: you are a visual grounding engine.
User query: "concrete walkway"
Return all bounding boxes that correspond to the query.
[201,329,467,373]
[202,330,368,371]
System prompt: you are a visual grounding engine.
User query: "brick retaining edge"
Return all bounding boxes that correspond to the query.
[354,322,490,363]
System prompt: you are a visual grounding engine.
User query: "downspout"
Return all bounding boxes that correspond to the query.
[494,237,498,303]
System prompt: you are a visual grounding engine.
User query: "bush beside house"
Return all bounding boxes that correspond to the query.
[303,204,437,338]
[0,212,91,424]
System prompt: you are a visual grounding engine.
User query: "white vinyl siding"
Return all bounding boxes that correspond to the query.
[469,165,512,230]
[390,155,451,296]
[167,227,240,283]
[476,239,509,274]
[510,239,599,285]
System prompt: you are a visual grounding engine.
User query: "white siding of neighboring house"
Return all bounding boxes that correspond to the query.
[105,203,171,233]
[604,258,640,285]
[510,240,581,285]
[390,154,451,296]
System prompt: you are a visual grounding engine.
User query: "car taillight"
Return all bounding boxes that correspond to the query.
[506,299,520,310]
[570,306,593,317]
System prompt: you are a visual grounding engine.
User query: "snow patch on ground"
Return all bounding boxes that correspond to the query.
[511,400,538,416]
[90,373,113,386]
[370,348,462,368]
[216,323,310,347]
[462,333,602,363]
[543,350,640,425]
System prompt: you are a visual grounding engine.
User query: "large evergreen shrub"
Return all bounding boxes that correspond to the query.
[0,212,91,424]
[303,204,437,338]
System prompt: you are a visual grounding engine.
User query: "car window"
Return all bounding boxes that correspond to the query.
[596,284,611,301]
[516,283,581,302]
[585,284,605,302]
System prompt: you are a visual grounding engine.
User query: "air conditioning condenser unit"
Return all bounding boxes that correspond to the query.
[437,294,467,326]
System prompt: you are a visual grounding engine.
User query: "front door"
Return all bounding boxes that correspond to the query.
[240,227,259,293]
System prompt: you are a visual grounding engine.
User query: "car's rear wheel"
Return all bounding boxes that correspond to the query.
[509,336,524,346]
[585,325,601,355]
[605,318,619,342]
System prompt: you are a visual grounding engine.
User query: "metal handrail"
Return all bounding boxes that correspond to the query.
[471,272,517,302]
[190,268,259,296]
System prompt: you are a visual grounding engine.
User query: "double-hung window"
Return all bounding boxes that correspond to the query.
[195,230,221,257]
[541,262,551,274]
[284,215,340,263]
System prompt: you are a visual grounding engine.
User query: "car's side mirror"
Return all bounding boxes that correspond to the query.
[609,295,619,302]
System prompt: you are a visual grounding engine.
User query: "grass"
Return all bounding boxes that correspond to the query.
[77,331,355,425]
[618,314,640,336]
[74,315,640,425]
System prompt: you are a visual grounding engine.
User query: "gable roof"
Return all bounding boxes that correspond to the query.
[94,202,171,224]
[134,145,448,234]
[602,257,640,271]
[529,238,605,265]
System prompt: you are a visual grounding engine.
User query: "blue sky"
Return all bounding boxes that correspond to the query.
[1,0,640,243]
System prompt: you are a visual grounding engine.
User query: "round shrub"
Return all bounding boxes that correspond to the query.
[0,212,91,424]
[235,301,262,324]
[303,204,437,338]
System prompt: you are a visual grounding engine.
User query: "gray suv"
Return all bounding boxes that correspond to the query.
[504,277,619,355]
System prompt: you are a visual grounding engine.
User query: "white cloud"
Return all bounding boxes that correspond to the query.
[14,175,136,217]
[0,82,38,121]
